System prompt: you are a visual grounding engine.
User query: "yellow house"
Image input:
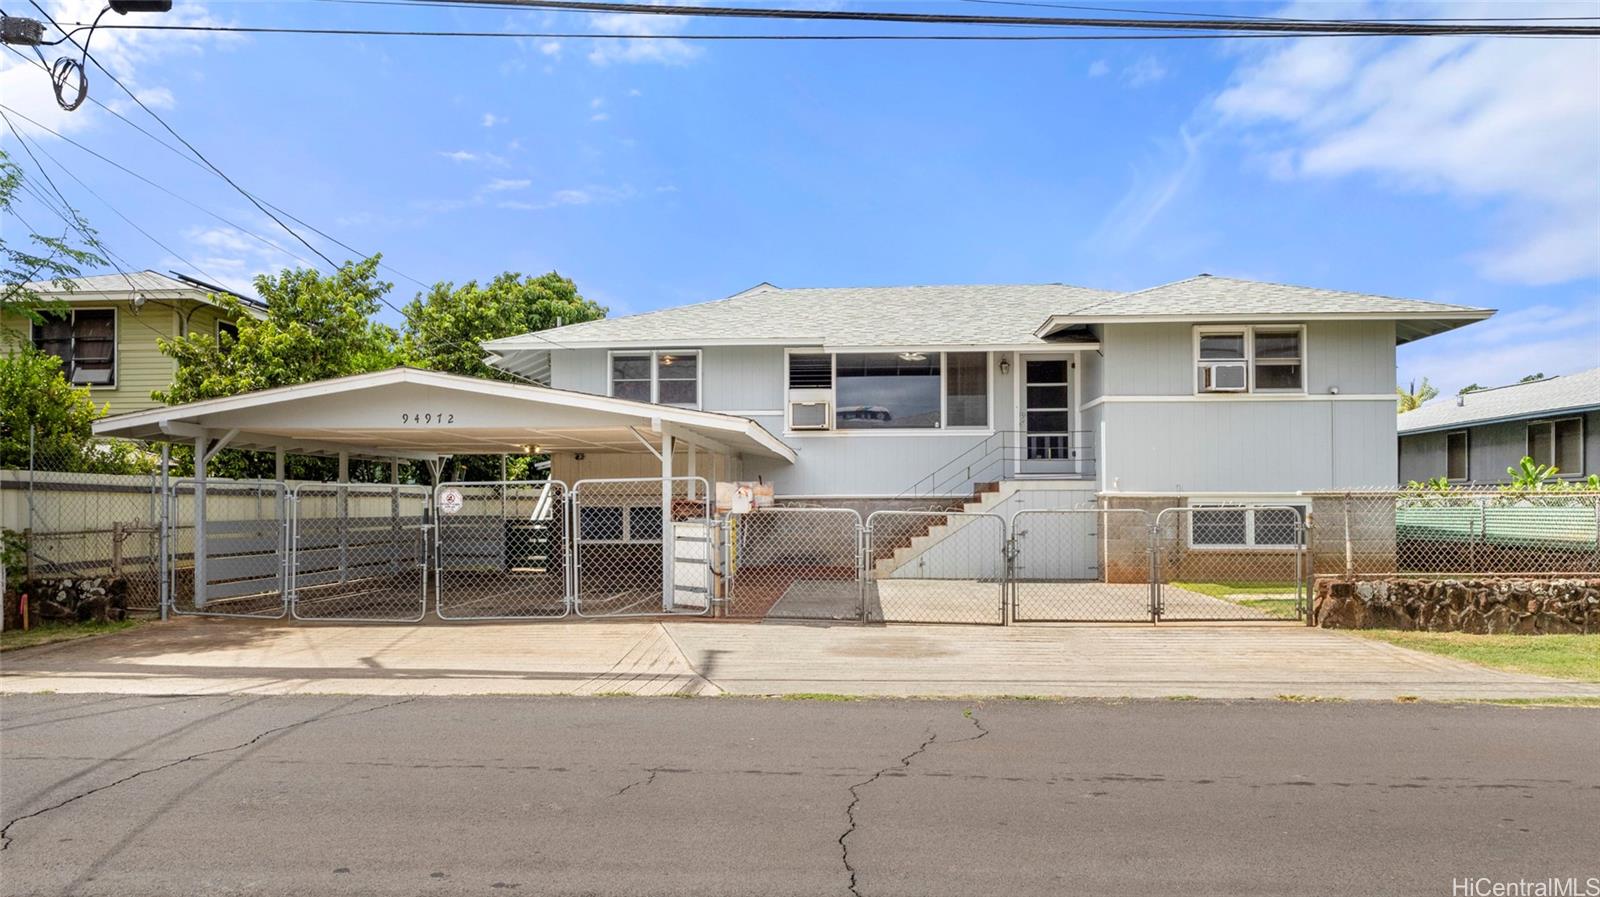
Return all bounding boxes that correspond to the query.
[2,270,267,415]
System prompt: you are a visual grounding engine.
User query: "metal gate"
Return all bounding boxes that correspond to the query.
[726,507,864,621]
[434,480,571,620]
[1011,508,1156,623]
[169,479,288,618]
[571,477,713,617]
[866,510,1006,624]
[1152,505,1307,622]
[289,483,430,622]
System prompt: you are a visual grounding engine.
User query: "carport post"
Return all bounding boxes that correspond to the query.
[194,434,207,609]
[661,424,675,609]
[338,452,350,584]
[159,443,170,621]
[274,447,286,482]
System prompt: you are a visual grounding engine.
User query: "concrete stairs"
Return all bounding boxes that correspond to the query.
[873,480,1091,578]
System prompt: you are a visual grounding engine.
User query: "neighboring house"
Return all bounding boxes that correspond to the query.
[482,274,1493,539]
[2,270,265,415]
[1398,367,1600,485]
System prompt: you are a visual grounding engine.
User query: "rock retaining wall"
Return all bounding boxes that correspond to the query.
[1313,576,1599,633]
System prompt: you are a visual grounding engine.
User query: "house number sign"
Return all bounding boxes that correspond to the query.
[401,412,457,424]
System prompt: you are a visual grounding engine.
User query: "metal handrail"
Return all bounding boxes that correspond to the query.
[897,429,1096,500]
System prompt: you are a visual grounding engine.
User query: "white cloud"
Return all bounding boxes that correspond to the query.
[1214,4,1600,285]
[182,223,301,296]
[1087,60,1110,78]
[538,40,563,57]
[590,112,610,123]
[482,113,505,127]
[1122,57,1167,87]
[498,184,638,211]
[439,150,479,163]
[628,88,643,97]
[485,178,531,192]
[590,97,605,109]
[1398,299,1600,399]
[586,10,701,66]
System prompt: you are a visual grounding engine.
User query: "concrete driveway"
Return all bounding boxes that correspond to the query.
[3,617,1596,701]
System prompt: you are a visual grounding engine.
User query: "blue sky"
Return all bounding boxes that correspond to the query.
[2,0,1596,399]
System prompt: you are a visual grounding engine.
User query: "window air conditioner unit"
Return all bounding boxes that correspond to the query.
[790,400,831,430]
[1204,362,1248,392]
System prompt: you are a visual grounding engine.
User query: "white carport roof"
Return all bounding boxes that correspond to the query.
[90,367,796,463]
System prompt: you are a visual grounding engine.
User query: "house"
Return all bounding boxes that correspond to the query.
[482,275,1493,530]
[1398,367,1600,484]
[2,270,265,415]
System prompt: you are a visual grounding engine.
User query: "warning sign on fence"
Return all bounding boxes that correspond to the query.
[437,488,464,515]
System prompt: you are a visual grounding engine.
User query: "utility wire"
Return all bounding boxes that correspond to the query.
[27,0,341,270]
[325,0,1600,36]
[63,23,1338,40]
[955,0,1600,23]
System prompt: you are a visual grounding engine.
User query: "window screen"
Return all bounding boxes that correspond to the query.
[656,352,697,407]
[1446,431,1469,481]
[1191,507,1248,546]
[610,354,652,403]
[1252,328,1302,391]
[945,352,988,428]
[1555,418,1583,473]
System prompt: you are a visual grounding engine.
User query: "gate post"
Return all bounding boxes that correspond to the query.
[1002,533,1017,626]
[283,488,296,615]
[1147,521,1161,625]
[158,442,170,622]
[858,520,870,624]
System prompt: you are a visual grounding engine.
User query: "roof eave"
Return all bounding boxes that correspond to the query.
[1034,310,1495,339]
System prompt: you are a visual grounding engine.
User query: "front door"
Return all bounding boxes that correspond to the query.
[1020,354,1077,475]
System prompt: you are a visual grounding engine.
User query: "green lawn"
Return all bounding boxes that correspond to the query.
[0,619,142,653]
[1170,581,1303,619]
[1357,631,1600,683]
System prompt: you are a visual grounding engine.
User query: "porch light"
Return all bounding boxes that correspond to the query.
[898,352,927,362]
[998,357,1010,375]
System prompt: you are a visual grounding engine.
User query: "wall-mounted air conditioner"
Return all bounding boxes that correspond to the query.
[1203,362,1248,392]
[790,400,831,430]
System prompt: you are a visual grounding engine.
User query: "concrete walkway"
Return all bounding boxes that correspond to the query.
[2,617,1596,700]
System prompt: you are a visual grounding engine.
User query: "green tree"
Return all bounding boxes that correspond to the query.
[157,257,403,479]
[1458,383,1485,395]
[402,271,604,379]
[0,150,105,341]
[1520,372,1546,383]
[1396,377,1438,414]
[0,348,150,473]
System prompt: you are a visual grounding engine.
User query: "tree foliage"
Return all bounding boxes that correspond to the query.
[1396,377,1439,414]
[401,271,604,378]
[0,348,150,473]
[157,256,402,404]
[0,150,106,341]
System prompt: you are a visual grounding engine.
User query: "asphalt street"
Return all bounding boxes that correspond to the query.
[1,694,1596,897]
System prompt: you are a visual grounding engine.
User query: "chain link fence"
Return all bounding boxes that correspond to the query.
[434,480,570,620]
[1152,506,1307,622]
[726,507,864,621]
[170,479,288,618]
[866,510,1007,624]
[1011,508,1156,622]
[2,431,165,623]
[572,477,713,618]
[289,483,431,622]
[1307,488,1600,577]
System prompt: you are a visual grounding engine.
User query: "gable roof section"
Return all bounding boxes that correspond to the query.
[1397,367,1600,435]
[25,270,266,314]
[1035,275,1492,344]
[483,282,1117,353]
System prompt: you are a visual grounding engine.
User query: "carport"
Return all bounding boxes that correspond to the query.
[92,367,795,620]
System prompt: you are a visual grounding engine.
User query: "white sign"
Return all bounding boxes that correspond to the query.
[437,488,464,515]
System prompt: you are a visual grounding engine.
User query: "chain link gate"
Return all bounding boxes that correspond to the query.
[1010,508,1157,623]
[1152,505,1307,622]
[434,480,571,620]
[571,477,714,618]
[867,510,1006,624]
[288,483,431,622]
[168,480,288,618]
[725,507,864,621]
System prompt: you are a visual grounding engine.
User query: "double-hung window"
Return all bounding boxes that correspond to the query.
[608,350,700,408]
[1187,502,1307,550]
[1195,325,1305,394]
[32,308,116,386]
[1526,418,1583,475]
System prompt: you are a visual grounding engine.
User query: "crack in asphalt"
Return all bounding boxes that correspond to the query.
[0,697,418,853]
[612,768,660,797]
[838,707,989,897]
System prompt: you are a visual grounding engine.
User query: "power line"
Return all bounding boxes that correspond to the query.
[955,0,1600,24]
[26,0,342,270]
[319,0,1600,36]
[62,23,1358,40]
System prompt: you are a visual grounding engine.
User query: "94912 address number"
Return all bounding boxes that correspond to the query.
[401,412,456,424]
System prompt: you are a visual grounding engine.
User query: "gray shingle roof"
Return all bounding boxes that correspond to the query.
[1398,367,1600,434]
[1059,275,1487,319]
[485,282,1118,350]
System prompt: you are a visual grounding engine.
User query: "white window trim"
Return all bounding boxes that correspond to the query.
[782,348,996,436]
[31,306,119,390]
[577,504,664,544]
[606,349,702,410]
[1185,499,1308,551]
[1193,324,1307,397]
[1445,430,1470,482]
[1525,416,1585,477]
